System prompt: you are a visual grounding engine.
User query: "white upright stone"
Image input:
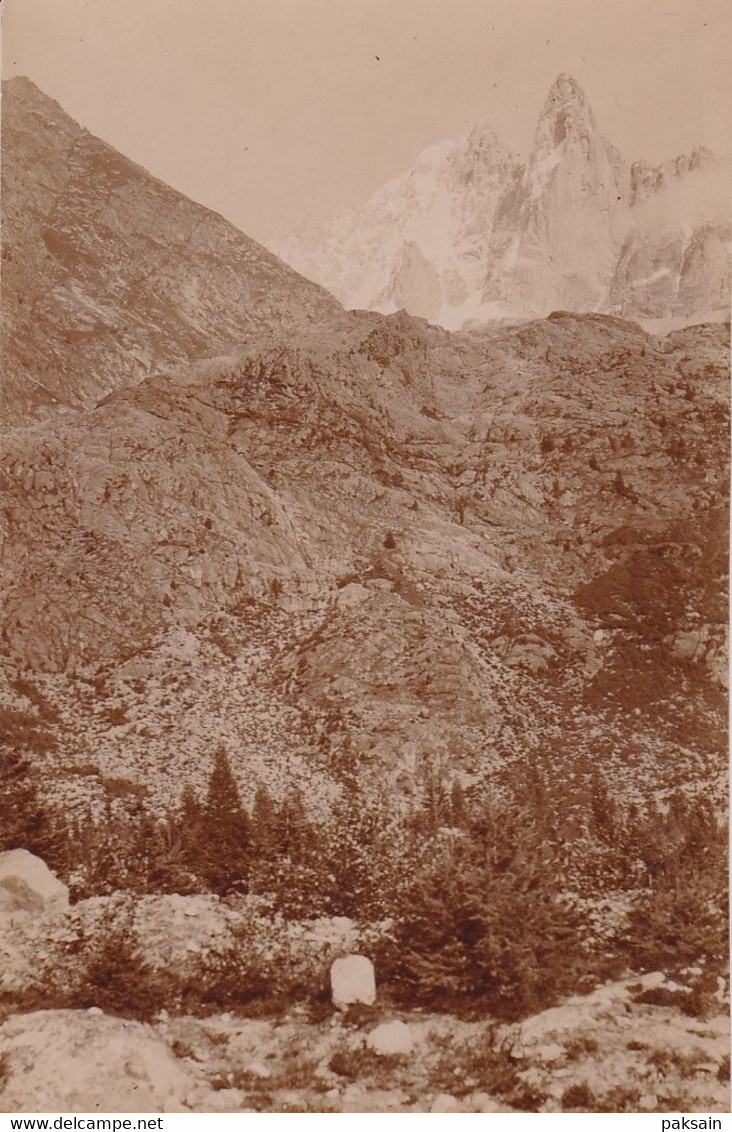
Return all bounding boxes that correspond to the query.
[329,954,376,1008]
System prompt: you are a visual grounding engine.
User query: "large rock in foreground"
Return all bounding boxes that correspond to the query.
[367,1019,414,1056]
[0,1011,192,1112]
[0,850,69,917]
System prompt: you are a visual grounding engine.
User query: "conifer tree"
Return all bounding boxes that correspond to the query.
[276,788,311,859]
[251,783,278,855]
[180,782,203,827]
[0,748,61,862]
[449,779,469,828]
[198,746,252,893]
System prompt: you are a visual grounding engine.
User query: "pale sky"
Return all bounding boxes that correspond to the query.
[3,0,731,245]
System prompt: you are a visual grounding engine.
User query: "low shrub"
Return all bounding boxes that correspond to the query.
[632,986,690,1009]
[102,776,146,799]
[647,1047,707,1080]
[565,1035,600,1058]
[170,912,319,1017]
[9,677,59,722]
[597,1086,642,1112]
[104,705,128,726]
[70,900,169,1020]
[328,1045,404,1081]
[426,1028,525,1101]
[561,1082,597,1111]
[2,899,173,1021]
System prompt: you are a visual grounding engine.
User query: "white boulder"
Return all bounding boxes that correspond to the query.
[330,954,376,1008]
[0,1010,192,1112]
[430,1093,461,1113]
[469,1093,516,1113]
[0,850,69,916]
[366,1019,413,1057]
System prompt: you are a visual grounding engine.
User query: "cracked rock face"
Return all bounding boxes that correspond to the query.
[611,219,732,319]
[0,308,727,813]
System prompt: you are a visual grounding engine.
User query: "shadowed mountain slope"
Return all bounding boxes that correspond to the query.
[0,76,341,427]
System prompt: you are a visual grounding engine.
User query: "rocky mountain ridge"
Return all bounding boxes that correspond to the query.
[1,76,727,824]
[1,76,341,428]
[276,74,731,327]
[1,312,727,822]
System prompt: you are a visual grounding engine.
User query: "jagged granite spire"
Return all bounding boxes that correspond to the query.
[533,73,598,152]
[277,72,729,325]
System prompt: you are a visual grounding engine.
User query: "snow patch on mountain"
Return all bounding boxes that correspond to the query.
[275,74,730,328]
[275,122,523,330]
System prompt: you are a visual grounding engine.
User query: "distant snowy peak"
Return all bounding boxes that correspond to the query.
[447,119,518,179]
[630,146,718,205]
[276,74,730,327]
[275,119,522,328]
[533,72,599,155]
[482,76,631,316]
[528,71,628,200]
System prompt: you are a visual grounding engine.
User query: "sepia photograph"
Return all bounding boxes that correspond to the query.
[0,0,729,1117]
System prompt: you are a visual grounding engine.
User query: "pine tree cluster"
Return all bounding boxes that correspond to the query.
[2,741,726,1019]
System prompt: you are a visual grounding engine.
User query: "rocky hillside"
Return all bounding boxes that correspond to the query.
[0,77,341,428]
[1,311,727,820]
[0,79,727,854]
[277,74,731,327]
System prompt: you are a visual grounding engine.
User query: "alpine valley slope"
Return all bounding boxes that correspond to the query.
[276,74,731,329]
[0,78,728,837]
[0,77,729,1119]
